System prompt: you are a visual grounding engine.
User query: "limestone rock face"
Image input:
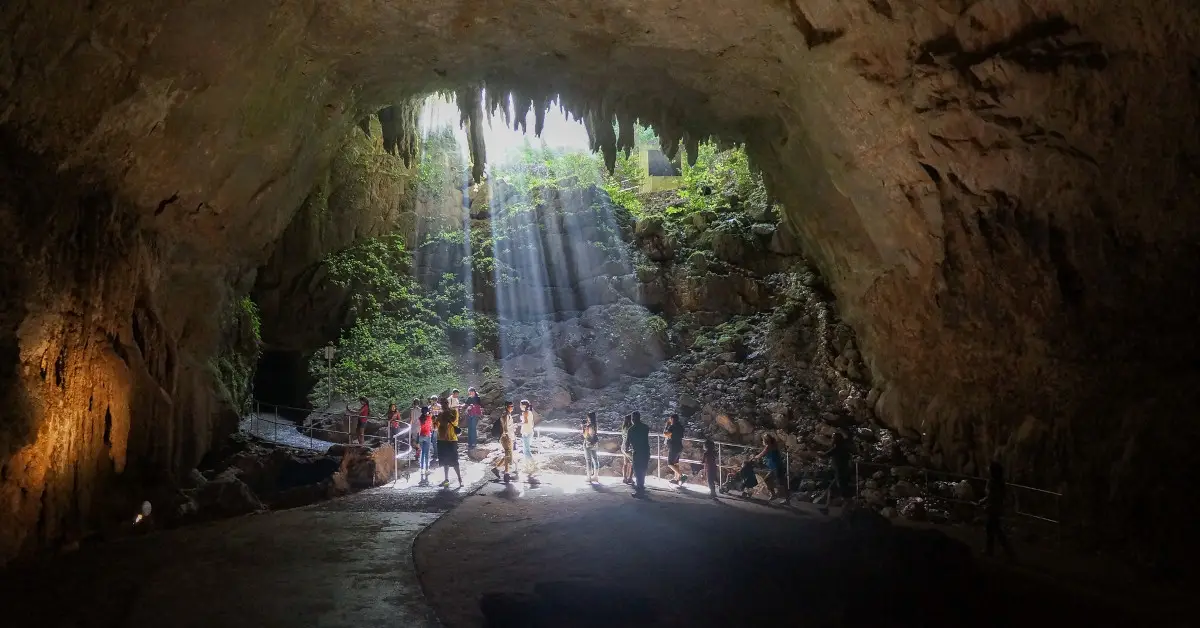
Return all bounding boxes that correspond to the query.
[1,0,1199,569]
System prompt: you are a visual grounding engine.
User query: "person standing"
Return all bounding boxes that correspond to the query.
[619,414,634,485]
[518,399,536,475]
[448,389,461,412]
[702,439,719,498]
[386,403,403,440]
[416,406,434,484]
[664,414,686,484]
[756,434,788,502]
[437,405,463,488]
[628,411,651,496]
[355,397,370,445]
[492,401,516,482]
[583,412,601,483]
[428,395,442,462]
[465,387,483,451]
[979,461,1016,559]
[819,431,853,515]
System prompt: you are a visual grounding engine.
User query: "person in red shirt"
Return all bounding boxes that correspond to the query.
[355,397,370,445]
[416,406,434,484]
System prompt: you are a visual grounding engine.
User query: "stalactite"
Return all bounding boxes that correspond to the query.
[455,87,487,182]
[683,131,701,167]
[533,95,550,136]
[376,101,419,167]
[616,111,635,158]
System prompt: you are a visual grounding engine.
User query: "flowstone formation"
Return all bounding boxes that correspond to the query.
[2,0,1199,571]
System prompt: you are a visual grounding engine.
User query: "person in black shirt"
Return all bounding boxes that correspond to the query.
[819,430,853,515]
[627,411,651,496]
[664,414,686,484]
[979,460,1016,559]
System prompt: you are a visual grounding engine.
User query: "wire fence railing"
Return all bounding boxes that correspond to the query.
[530,424,1061,536]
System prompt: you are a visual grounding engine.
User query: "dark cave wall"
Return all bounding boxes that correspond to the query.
[0,140,239,560]
[0,0,1197,568]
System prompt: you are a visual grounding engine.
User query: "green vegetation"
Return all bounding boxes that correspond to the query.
[309,235,465,407]
[672,142,770,216]
[416,126,467,203]
[211,296,262,414]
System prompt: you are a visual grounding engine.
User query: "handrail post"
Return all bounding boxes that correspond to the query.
[785,453,790,492]
[656,435,662,479]
[855,461,860,498]
[717,443,723,487]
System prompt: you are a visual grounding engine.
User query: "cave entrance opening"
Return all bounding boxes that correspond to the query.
[398,91,675,423]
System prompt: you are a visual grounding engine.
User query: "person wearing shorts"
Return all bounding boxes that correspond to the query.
[664,413,686,484]
[436,405,462,488]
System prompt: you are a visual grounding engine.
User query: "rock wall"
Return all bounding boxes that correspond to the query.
[1,0,1199,567]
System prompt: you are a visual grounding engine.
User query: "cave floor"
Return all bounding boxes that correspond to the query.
[415,473,1181,628]
[0,467,491,628]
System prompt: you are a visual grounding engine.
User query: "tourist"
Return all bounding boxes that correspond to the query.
[355,397,370,445]
[448,388,461,411]
[756,433,788,502]
[492,401,515,482]
[386,403,403,440]
[583,412,600,483]
[436,403,463,488]
[664,413,686,484]
[627,411,651,496]
[818,431,853,515]
[465,387,483,451]
[620,414,634,484]
[428,395,441,462]
[417,406,434,484]
[702,439,719,498]
[517,400,538,478]
[979,460,1016,560]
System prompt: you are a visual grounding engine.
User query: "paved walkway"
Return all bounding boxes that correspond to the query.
[0,476,489,627]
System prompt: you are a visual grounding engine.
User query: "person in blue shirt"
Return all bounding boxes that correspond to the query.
[756,433,789,503]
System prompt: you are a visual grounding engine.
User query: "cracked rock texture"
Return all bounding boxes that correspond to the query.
[2,0,1200,570]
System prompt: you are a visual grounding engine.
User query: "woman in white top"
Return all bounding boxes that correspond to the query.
[518,400,536,472]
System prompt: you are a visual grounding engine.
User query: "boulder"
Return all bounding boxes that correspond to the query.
[634,216,664,238]
[735,418,755,435]
[715,413,736,434]
[751,223,776,237]
[195,470,264,518]
[710,231,747,264]
[892,480,919,498]
[339,446,380,488]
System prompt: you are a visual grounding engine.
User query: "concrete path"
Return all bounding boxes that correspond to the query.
[0,477,488,627]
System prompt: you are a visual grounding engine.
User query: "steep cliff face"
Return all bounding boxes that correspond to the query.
[1,0,1198,567]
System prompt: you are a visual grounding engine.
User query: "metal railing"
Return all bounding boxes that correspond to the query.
[529,424,1061,534]
[247,400,415,485]
[852,460,1063,535]
[531,426,787,489]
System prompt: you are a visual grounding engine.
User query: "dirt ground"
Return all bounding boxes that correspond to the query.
[414,475,1173,628]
